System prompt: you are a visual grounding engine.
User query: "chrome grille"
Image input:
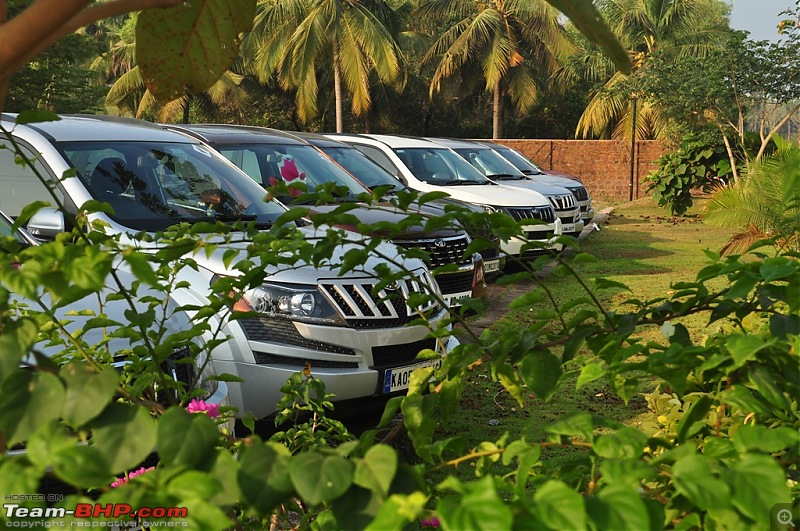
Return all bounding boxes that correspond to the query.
[505,206,556,223]
[547,194,577,212]
[569,186,589,201]
[320,271,440,326]
[394,234,472,267]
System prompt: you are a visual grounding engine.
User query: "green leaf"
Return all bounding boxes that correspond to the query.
[770,314,800,339]
[676,395,712,443]
[290,452,354,505]
[53,445,114,489]
[60,362,118,427]
[726,334,773,369]
[533,480,586,530]
[354,445,397,497]
[167,470,222,500]
[594,428,648,460]
[748,366,790,410]
[519,351,562,402]
[733,425,800,454]
[547,412,595,441]
[16,110,60,124]
[760,257,796,282]
[137,0,256,102]
[544,0,631,74]
[438,476,513,531]
[587,485,652,530]
[660,322,691,346]
[157,406,219,470]
[401,394,437,463]
[330,485,383,530]
[365,492,427,531]
[0,371,65,445]
[600,459,655,489]
[672,454,731,510]
[25,421,79,473]
[92,402,156,474]
[237,444,294,515]
[0,459,40,503]
[576,361,605,389]
[729,454,791,521]
[0,318,38,384]
[121,250,158,287]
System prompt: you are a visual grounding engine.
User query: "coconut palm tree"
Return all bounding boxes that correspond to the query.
[418,0,574,139]
[574,0,730,139]
[245,0,405,132]
[703,138,800,255]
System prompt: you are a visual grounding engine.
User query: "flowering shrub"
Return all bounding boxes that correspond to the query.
[110,466,155,489]
[186,399,220,419]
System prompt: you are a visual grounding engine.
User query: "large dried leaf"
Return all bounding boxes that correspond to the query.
[136,0,256,102]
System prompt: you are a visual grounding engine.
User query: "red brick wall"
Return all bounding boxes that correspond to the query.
[489,139,667,202]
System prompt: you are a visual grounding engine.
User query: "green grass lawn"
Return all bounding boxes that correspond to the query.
[402,197,739,486]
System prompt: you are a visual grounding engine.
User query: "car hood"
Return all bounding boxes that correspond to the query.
[526,171,584,187]
[190,224,429,285]
[490,178,572,197]
[309,202,464,240]
[425,183,548,208]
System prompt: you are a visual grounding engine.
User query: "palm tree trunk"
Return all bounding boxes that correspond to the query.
[333,41,344,133]
[492,79,502,139]
[182,92,191,124]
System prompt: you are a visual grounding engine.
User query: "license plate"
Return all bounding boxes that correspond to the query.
[443,291,471,307]
[562,224,576,233]
[383,359,442,393]
[484,260,500,273]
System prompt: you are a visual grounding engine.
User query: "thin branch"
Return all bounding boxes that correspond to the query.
[756,101,800,160]
[0,0,182,85]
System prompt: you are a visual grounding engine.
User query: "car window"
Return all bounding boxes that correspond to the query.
[394,148,488,184]
[0,140,65,217]
[319,147,404,192]
[349,144,400,177]
[58,141,285,231]
[217,144,367,197]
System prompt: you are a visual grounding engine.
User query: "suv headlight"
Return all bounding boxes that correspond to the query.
[234,283,344,325]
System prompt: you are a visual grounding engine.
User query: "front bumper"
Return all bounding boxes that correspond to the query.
[579,201,595,222]
[500,218,563,257]
[221,311,457,419]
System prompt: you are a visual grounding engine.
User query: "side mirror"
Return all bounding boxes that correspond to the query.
[27,207,65,240]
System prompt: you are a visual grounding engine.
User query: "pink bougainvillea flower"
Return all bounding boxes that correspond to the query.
[279,159,305,182]
[421,516,440,529]
[186,398,220,419]
[110,466,155,488]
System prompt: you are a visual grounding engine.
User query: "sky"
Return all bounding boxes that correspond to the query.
[728,0,796,41]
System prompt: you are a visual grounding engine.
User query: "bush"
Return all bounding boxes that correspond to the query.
[645,134,732,216]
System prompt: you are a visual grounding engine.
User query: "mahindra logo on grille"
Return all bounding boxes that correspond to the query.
[434,238,446,248]
[385,281,400,291]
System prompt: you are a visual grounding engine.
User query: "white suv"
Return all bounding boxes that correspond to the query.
[327,134,562,258]
[0,114,457,419]
[430,138,584,239]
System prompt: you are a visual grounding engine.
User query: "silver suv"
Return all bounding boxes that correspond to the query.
[0,114,457,419]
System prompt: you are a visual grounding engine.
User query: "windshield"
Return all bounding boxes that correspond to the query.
[453,147,526,179]
[392,148,488,185]
[216,143,368,200]
[59,141,285,231]
[493,146,544,175]
[319,146,405,193]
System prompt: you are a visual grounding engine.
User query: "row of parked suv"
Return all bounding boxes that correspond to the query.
[0,114,593,421]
